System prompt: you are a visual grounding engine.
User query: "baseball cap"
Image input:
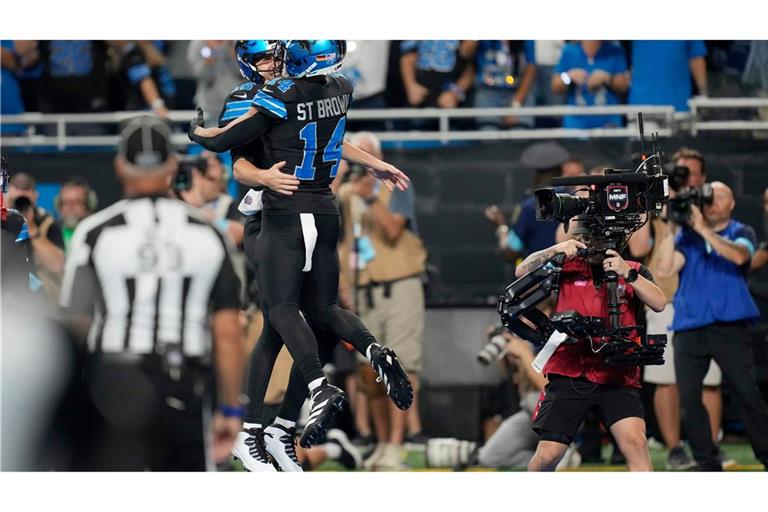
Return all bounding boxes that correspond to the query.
[520,141,570,171]
[118,116,175,172]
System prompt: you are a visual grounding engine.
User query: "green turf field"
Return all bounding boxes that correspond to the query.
[308,441,764,472]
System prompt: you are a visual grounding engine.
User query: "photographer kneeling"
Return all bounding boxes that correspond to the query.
[656,181,768,471]
[517,237,666,471]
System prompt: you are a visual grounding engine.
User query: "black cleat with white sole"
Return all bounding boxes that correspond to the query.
[299,383,347,449]
[369,344,413,410]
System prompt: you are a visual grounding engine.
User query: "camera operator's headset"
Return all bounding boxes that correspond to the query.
[53,177,98,214]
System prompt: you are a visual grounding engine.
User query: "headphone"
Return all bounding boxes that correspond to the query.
[54,176,98,213]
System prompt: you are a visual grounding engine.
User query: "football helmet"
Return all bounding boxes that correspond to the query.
[278,40,346,78]
[234,40,280,83]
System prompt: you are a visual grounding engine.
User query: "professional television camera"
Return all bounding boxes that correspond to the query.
[666,164,714,224]
[496,113,668,366]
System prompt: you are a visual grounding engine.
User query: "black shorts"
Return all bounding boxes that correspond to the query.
[531,375,644,445]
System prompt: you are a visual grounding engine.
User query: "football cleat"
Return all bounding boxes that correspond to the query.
[264,423,303,472]
[232,428,278,472]
[299,382,347,448]
[369,344,414,410]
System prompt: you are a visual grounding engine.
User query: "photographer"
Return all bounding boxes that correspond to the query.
[516,237,666,471]
[656,181,768,471]
[645,148,724,469]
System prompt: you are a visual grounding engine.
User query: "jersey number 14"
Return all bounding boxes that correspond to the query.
[294,117,346,180]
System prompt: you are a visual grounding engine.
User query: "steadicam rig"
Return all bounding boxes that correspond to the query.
[497,249,666,366]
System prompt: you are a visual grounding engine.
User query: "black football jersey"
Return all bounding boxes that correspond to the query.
[251,73,353,214]
[219,80,268,189]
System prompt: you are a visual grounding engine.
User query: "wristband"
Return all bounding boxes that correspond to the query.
[151,98,166,110]
[560,72,572,86]
[511,99,522,109]
[219,405,244,418]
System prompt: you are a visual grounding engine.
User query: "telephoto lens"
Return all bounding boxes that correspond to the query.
[477,333,508,365]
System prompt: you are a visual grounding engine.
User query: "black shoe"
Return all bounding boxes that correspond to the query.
[666,446,695,470]
[327,429,362,469]
[369,344,414,410]
[300,382,347,449]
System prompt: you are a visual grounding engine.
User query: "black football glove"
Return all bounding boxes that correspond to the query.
[188,107,204,141]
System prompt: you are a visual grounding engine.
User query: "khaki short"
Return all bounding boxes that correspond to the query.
[356,276,425,373]
[643,304,722,386]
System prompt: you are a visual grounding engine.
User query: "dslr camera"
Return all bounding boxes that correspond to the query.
[665,165,713,224]
[173,154,208,193]
[477,325,508,365]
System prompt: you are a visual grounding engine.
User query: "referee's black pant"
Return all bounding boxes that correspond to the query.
[72,357,212,471]
[675,321,768,470]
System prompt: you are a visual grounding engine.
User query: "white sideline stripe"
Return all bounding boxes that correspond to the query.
[300,213,318,272]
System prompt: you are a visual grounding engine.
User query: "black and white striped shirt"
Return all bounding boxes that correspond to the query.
[60,196,240,357]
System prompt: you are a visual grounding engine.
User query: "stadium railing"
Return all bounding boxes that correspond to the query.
[2,99,767,150]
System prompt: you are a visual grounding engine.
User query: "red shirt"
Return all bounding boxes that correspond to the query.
[542,258,644,388]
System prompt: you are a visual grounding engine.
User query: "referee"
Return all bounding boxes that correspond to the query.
[59,116,245,471]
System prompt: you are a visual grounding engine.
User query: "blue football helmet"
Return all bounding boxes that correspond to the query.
[278,40,347,78]
[234,40,280,83]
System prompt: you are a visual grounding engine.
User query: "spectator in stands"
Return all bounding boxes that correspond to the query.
[1,41,27,134]
[629,41,708,113]
[464,40,537,129]
[109,41,170,118]
[399,40,474,110]
[12,41,42,113]
[188,41,240,126]
[52,177,98,254]
[485,142,569,262]
[32,41,109,115]
[340,40,391,131]
[137,41,177,108]
[4,172,65,295]
[532,41,565,106]
[337,132,427,470]
[552,41,629,129]
[656,180,768,471]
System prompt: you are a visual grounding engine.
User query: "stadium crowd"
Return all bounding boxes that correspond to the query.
[3,40,768,134]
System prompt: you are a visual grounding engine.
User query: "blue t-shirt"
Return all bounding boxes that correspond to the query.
[511,196,558,254]
[672,220,760,331]
[1,41,25,134]
[555,42,628,129]
[474,40,535,90]
[629,41,707,112]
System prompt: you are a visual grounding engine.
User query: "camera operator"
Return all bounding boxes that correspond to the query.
[656,181,768,471]
[516,237,666,471]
